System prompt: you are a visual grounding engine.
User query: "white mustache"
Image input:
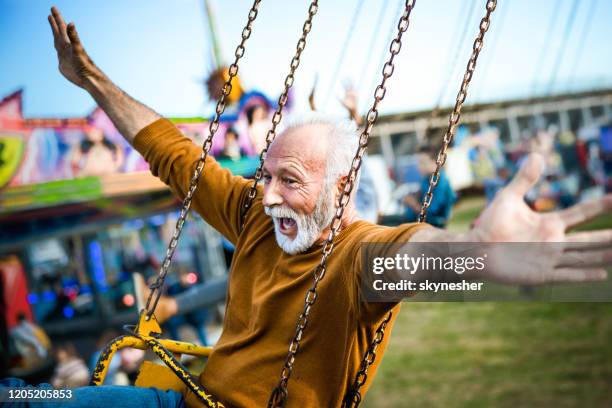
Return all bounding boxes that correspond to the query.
[262,186,335,254]
[264,205,300,220]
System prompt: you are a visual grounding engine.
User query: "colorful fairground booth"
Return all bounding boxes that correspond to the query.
[0,88,279,346]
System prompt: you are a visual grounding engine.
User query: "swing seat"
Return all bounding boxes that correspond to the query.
[92,334,212,385]
[92,312,223,407]
[91,328,213,387]
[135,362,218,408]
[136,361,192,391]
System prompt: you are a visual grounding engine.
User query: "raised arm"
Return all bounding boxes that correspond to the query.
[339,83,363,127]
[48,7,159,142]
[48,7,256,243]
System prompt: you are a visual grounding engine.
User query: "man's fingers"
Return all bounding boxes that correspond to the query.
[556,248,612,268]
[51,6,70,44]
[565,229,612,249]
[550,267,607,283]
[48,14,60,47]
[67,23,84,52]
[558,194,612,229]
[506,153,545,197]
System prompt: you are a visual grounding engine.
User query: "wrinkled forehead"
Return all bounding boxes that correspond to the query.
[265,124,330,177]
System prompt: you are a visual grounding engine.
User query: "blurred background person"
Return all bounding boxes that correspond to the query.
[217,128,247,160]
[160,270,210,346]
[339,82,379,223]
[50,342,89,388]
[9,313,50,367]
[70,126,124,177]
[403,145,457,228]
[601,125,612,193]
[246,103,270,155]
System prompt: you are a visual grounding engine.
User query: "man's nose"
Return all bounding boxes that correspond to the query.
[262,181,283,208]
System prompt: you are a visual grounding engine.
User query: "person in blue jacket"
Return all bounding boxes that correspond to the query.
[403,145,457,227]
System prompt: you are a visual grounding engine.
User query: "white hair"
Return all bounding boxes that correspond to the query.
[281,112,360,188]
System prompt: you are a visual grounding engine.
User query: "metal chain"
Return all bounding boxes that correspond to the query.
[268,2,416,406]
[342,311,393,408]
[346,1,497,406]
[143,0,262,320]
[241,1,319,224]
[419,0,496,223]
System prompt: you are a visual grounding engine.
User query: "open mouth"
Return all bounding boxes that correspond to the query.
[278,217,297,237]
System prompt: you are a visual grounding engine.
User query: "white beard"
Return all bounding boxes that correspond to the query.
[264,184,335,255]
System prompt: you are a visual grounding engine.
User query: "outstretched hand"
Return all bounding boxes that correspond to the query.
[469,153,611,284]
[48,7,101,89]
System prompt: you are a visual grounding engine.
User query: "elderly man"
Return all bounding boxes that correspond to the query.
[4,7,608,408]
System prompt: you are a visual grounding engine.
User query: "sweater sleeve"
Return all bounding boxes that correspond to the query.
[133,118,252,244]
[353,222,432,325]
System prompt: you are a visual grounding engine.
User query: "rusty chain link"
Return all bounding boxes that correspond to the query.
[268,2,416,406]
[242,1,319,223]
[144,0,262,320]
[419,0,497,223]
[342,311,393,408]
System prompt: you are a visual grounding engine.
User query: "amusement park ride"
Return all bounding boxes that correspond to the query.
[0,0,276,381]
[1,0,611,406]
[94,0,496,407]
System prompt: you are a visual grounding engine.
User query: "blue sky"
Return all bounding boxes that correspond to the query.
[0,0,610,118]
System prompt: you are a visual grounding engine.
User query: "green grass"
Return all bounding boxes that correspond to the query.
[364,197,612,407]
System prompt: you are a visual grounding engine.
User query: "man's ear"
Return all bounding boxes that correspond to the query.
[335,176,347,206]
[335,174,355,205]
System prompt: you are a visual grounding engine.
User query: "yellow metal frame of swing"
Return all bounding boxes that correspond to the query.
[91,311,223,408]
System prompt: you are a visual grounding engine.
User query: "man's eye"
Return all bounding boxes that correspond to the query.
[283,178,297,185]
[263,175,272,183]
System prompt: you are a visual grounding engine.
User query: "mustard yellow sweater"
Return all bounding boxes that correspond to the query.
[134,119,425,407]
